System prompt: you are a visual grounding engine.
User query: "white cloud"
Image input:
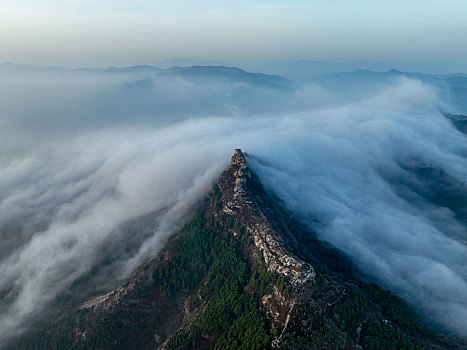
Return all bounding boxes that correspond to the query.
[0,70,466,344]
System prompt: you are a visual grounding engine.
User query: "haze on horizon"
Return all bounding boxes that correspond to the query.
[1,0,467,70]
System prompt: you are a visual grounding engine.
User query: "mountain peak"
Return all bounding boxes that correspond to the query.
[162,66,295,90]
[232,147,245,162]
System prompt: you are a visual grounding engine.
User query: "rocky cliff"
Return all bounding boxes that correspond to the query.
[218,149,315,286]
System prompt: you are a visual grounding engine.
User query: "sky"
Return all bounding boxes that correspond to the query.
[1,0,467,67]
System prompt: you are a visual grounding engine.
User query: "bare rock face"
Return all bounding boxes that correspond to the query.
[218,149,315,286]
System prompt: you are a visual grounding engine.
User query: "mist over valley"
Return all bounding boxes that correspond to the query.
[0,63,466,347]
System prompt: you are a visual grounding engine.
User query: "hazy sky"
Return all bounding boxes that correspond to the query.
[1,0,466,67]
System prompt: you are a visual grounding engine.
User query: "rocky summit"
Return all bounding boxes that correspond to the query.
[5,150,466,350]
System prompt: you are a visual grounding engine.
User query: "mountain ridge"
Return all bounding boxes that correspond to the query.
[4,150,466,349]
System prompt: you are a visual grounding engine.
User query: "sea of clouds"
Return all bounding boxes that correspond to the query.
[0,66,466,342]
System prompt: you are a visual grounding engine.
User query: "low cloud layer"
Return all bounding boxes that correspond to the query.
[0,67,466,342]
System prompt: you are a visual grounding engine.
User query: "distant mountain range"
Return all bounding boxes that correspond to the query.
[321,69,467,113]
[0,63,294,90]
[2,61,466,120]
